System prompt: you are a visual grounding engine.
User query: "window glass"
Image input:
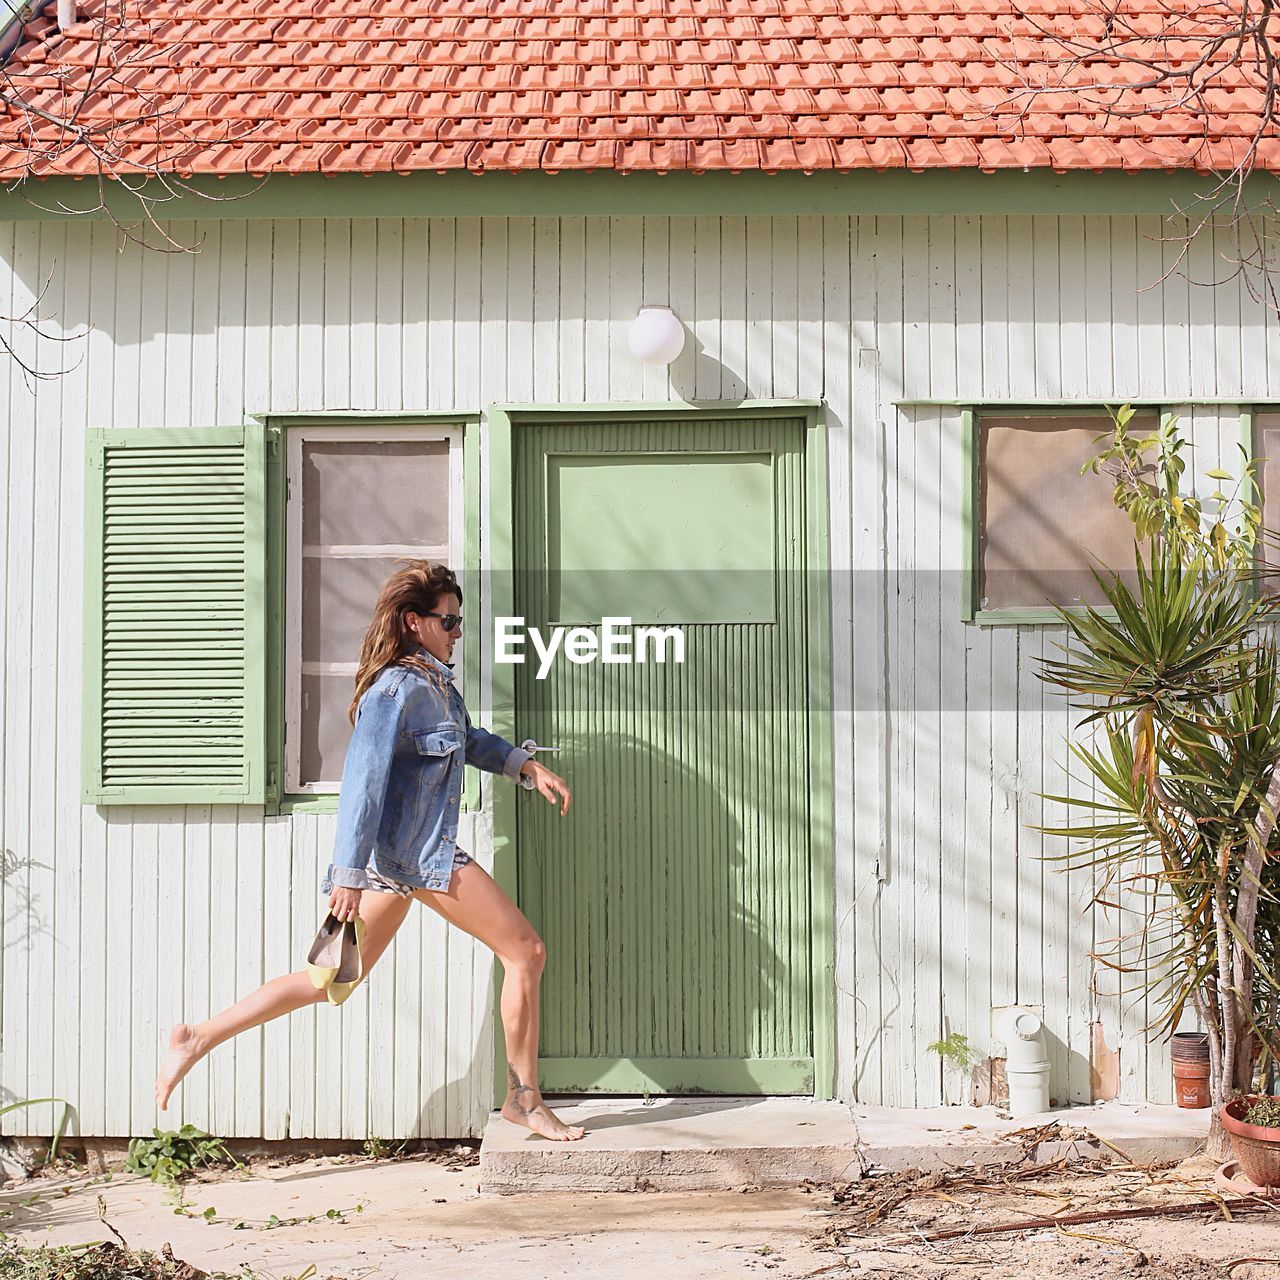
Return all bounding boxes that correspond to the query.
[302,440,449,546]
[301,555,412,666]
[978,413,1154,611]
[287,431,458,792]
[300,673,357,789]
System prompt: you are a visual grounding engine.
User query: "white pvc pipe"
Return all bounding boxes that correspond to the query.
[1000,1008,1051,1117]
[56,0,77,31]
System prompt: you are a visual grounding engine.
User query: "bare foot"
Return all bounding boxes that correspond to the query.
[155,1023,206,1110]
[500,1097,586,1142]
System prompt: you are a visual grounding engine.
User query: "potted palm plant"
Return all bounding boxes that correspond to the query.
[1038,408,1280,1161]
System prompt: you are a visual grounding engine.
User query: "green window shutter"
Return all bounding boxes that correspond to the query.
[82,426,267,805]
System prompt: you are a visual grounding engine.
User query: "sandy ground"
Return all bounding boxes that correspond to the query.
[2,1149,1279,1279]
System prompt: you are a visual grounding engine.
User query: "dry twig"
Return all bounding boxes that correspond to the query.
[903,1195,1274,1244]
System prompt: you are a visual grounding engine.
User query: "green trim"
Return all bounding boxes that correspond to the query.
[974,608,1076,627]
[803,405,836,1101]
[5,170,1279,222]
[903,399,1279,408]
[487,405,517,1111]
[1241,407,1265,598]
[489,399,824,420]
[537,1057,815,1096]
[249,410,477,426]
[462,423,482,812]
[264,424,285,814]
[1242,405,1259,481]
[279,795,339,814]
[960,409,977,624]
[488,399,834,1103]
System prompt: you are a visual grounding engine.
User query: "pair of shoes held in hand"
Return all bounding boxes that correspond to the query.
[306,912,367,1005]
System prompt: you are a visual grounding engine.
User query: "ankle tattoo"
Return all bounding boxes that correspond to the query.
[506,1064,538,1116]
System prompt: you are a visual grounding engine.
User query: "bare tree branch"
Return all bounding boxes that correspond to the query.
[0,1,266,380]
[991,0,1280,313]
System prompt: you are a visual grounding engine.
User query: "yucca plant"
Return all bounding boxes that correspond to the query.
[1039,408,1280,1158]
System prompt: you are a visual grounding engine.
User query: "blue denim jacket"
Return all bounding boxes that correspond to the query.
[323,651,529,894]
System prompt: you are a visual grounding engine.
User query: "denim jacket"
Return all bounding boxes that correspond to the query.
[323,650,529,894]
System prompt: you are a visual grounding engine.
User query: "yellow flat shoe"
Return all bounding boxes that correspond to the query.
[326,916,367,1006]
[306,912,343,990]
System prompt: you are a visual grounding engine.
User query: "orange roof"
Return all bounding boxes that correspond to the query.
[0,0,1274,179]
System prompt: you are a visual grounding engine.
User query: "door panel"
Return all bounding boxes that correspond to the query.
[513,417,813,1094]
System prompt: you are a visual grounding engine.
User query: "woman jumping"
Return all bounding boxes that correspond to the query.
[155,561,584,1142]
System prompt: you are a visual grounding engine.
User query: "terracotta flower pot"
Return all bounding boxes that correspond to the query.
[1171,1033,1211,1108]
[1221,1096,1280,1188]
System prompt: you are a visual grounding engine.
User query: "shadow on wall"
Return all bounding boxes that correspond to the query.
[0,846,53,950]
[669,325,754,406]
[843,403,1117,1108]
[409,720,791,1136]
[3,220,770,405]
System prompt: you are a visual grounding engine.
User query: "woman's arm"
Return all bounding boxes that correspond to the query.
[328,689,403,887]
[463,723,531,781]
[463,716,571,813]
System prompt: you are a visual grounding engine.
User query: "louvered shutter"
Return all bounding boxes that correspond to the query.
[82,426,267,804]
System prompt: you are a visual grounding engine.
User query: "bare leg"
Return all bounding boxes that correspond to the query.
[416,861,584,1141]
[156,892,413,1109]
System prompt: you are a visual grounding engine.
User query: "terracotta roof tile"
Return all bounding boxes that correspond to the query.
[1,0,1276,178]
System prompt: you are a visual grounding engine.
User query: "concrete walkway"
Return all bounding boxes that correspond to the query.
[0,1103,1217,1279]
[480,1098,1211,1193]
[0,1155,837,1280]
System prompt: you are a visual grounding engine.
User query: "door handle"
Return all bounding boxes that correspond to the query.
[519,739,561,789]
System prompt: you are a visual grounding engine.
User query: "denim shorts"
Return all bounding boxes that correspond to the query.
[365,850,473,897]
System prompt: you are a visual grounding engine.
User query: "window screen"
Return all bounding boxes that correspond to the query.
[978,413,1154,612]
[285,431,460,792]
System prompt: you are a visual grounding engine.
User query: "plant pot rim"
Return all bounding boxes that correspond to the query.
[1221,1095,1280,1141]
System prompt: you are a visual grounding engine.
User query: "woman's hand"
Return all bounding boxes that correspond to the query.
[520,759,572,816]
[328,886,363,923]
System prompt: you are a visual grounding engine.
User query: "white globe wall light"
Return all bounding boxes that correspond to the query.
[627,304,686,365]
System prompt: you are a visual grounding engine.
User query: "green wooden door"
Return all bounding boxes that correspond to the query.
[513,417,814,1095]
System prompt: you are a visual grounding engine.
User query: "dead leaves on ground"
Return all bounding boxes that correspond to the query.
[817,1123,1279,1273]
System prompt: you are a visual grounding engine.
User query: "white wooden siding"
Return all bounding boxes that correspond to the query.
[1,214,1276,1138]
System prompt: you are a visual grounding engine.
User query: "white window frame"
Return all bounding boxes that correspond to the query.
[284,424,464,794]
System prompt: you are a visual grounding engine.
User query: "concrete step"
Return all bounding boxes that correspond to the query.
[479,1098,1212,1195]
[852,1101,1211,1171]
[479,1097,863,1194]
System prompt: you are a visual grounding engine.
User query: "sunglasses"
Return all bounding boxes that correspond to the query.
[423,611,463,632]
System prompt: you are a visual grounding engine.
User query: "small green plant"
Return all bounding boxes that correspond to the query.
[262,1202,364,1230]
[360,1134,406,1160]
[926,1032,979,1071]
[0,1096,71,1166]
[171,1191,367,1232]
[125,1124,240,1184]
[1244,1096,1280,1128]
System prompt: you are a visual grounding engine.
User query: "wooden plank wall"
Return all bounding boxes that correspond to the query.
[0,214,1275,1138]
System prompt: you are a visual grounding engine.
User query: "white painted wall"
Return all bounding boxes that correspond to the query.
[1,214,1275,1138]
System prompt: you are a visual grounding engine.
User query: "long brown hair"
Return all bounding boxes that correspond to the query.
[348,560,463,723]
